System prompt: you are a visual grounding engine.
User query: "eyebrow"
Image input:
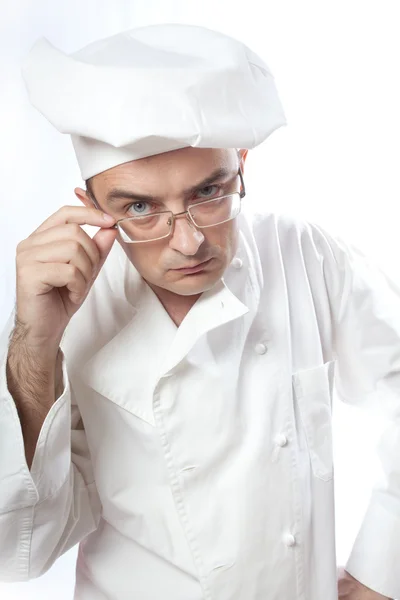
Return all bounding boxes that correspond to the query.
[105,167,237,205]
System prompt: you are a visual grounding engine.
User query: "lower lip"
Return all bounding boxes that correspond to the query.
[173,258,213,275]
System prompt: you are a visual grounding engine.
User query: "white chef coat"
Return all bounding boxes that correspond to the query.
[1,210,400,600]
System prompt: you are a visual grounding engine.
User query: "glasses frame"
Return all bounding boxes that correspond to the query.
[89,167,246,244]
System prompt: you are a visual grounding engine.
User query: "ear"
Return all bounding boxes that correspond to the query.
[238,149,249,173]
[74,187,93,208]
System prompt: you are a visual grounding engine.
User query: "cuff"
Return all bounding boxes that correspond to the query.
[0,345,72,511]
[345,498,400,599]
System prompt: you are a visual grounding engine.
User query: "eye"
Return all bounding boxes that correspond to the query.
[196,185,220,199]
[127,201,152,216]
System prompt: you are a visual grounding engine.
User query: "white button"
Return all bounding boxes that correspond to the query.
[274,433,288,447]
[255,343,268,355]
[232,257,243,269]
[283,533,296,547]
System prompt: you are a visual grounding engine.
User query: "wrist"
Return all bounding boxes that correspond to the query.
[9,318,62,363]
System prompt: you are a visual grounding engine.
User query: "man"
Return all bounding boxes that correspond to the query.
[0,24,399,600]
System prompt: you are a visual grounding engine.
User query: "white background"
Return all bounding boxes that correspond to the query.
[1,1,400,598]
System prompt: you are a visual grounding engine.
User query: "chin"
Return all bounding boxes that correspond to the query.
[164,272,222,296]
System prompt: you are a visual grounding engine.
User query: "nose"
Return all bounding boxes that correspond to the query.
[168,214,205,255]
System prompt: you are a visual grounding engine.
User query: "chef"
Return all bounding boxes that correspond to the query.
[0,24,399,600]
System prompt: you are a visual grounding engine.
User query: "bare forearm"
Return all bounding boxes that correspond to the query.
[5,322,64,470]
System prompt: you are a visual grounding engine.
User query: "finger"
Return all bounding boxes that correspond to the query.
[20,262,87,302]
[20,240,95,285]
[20,223,101,272]
[92,227,118,276]
[33,205,115,234]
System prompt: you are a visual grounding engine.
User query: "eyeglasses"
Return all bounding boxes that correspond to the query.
[89,169,246,244]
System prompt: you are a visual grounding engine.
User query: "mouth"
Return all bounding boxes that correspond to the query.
[172,258,214,275]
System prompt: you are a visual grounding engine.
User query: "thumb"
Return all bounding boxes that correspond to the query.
[92,227,118,274]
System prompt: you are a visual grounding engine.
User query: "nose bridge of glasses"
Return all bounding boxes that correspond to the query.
[167,208,204,251]
[168,208,195,227]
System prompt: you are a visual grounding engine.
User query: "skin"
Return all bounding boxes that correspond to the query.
[337,567,392,600]
[75,147,247,325]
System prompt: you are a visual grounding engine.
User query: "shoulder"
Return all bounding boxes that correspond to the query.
[242,210,340,264]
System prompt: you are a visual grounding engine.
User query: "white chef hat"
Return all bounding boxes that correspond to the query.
[22,24,287,180]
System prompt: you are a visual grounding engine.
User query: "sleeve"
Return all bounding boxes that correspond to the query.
[314,224,400,600]
[0,310,102,581]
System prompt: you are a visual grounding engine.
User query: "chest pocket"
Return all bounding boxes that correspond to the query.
[292,361,335,482]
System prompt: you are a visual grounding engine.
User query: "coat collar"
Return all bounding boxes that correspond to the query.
[80,220,259,425]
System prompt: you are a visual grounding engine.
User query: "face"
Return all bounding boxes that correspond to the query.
[79,147,246,297]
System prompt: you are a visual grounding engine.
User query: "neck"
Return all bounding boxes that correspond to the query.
[146,282,202,327]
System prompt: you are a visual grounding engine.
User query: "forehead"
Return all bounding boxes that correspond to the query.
[91,147,238,192]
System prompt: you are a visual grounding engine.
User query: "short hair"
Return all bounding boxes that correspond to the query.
[85,176,94,198]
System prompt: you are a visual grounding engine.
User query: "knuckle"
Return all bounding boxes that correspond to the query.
[16,239,27,254]
[15,252,26,268]
[60,205,77,215]
[68,222,82,237]
[67,239,82,255]
[16,263,30,280]
[66,264,80,280]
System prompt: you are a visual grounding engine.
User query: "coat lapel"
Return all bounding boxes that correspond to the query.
[79,223,256,426]
[81,281,249,426]
[81,280,177,425]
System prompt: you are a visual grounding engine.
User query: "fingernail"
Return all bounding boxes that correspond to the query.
[103,213,115,222]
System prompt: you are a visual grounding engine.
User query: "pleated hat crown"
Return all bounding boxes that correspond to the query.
[22,24,287,180]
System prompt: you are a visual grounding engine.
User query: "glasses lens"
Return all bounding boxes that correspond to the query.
[117,213,172,242]
[189,194,241,227]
